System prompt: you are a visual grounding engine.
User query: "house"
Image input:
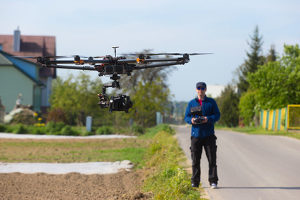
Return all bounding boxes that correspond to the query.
[0,50,43,112]
[0,28,56,113]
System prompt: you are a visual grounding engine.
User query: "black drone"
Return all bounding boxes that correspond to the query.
[19,47,211,112]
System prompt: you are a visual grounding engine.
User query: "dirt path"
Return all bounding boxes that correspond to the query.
[0,170,151,200]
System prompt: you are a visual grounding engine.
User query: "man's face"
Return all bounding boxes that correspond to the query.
[196,86,206,97]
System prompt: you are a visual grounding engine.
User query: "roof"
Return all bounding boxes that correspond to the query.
[0,53,13,65]
[0,34,56,78]
[0,50,43,85]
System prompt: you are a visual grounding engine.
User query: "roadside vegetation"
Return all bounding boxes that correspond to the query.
[0,122,144,136]
[143,127,205,200]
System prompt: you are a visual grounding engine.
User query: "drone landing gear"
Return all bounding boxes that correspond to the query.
[98,74,132,112]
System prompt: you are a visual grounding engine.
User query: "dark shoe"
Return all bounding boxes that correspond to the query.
[191,183,199,188]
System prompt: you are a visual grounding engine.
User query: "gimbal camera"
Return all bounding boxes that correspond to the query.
[97,74,132,113]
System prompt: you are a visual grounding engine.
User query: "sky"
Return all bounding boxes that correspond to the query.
[1,0,299,101]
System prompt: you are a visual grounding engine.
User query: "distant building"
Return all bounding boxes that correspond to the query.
[0,28,56,113]
[206,84,226,98]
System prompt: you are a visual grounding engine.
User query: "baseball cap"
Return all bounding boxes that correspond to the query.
[196,82,207,89]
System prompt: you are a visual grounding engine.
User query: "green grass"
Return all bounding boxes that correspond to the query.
[143,130,206,200]
[216,126,300,140]
[0,138,148,166]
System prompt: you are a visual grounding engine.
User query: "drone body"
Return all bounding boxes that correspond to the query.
[17,47,211,112]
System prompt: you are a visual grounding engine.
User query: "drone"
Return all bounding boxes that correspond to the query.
[19,47,211,112]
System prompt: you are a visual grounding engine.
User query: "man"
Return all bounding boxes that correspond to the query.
[184,82,220,189]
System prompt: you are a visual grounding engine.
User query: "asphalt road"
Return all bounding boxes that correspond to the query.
[175,126,300,200]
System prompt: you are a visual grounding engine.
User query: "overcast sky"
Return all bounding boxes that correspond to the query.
[1,0,299,101]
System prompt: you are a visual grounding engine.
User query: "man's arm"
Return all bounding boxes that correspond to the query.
[206,99,220,123]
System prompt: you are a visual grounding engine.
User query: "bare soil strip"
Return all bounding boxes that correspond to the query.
[0,171,151,200]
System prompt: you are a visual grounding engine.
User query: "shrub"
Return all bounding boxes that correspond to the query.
[0,124,6,132]
[47,108,68,124]
[30,126,47,135]
[96,126,114,135]
[216,84,239,127]
[239,90,257,126]
[131,124,145,135]
[13,124,28,134]
[60,125,79,136]
[160,124,175,135]
[45,121,66,135]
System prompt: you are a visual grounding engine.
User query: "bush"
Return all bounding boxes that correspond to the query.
[30,126,47,135]
[160,124,175,135]
[13,124,28,134]
[0,124,6,132]
[45,121,66,134]
[131,124,145,135]
[47,108,68,124]
[216,84,239,127]
[60,125,79,136]
[96,126,114,135]
[239,90,257,126]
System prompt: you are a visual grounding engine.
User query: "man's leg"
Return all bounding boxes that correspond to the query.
[190,137,203,186]
[204,135,218,185]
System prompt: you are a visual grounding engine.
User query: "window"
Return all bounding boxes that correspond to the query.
[0,44,2,50]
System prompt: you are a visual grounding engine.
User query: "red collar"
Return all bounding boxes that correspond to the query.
[198,98,202,106]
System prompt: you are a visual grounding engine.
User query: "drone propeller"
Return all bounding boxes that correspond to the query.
[13,55,70,59]
[13,55,90,59]
[93,56,107,58]
[124,52,212,56]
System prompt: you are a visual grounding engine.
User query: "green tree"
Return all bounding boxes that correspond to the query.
[238,90,258,126]
[248,44,300,109]
[216,84,239,127]
[266,45,277,63]
[49,73,108,125]
[119,49,174,127]
[129,77,170,127]
[120,49,175,96]
[236,26,265,95]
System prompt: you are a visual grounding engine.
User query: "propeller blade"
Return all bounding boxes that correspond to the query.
[13,55,87,59]
[123,52,213,56]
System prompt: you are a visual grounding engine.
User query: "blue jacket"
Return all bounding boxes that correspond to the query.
[184,96,220,138]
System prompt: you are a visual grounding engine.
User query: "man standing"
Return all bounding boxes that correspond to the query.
[184,82,220,189]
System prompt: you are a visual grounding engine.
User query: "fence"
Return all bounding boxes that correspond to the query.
[260,105,300,131]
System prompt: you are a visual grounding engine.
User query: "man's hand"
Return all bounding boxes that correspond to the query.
[192,117,208,124]
[202,116,208,123]
[192,117,196,124]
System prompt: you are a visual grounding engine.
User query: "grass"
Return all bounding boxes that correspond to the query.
[143,130,206,200]
[0,138,149,167]
[0,124,175,165]
[216,125,300,140]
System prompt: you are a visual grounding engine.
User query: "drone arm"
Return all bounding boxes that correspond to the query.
[117,57,186,64]
[42,65,98,71]
[133,61,187,70]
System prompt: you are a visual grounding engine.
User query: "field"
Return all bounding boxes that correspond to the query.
[0,125,204,200]
[0,138,148,165]
[0,137,150,199]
